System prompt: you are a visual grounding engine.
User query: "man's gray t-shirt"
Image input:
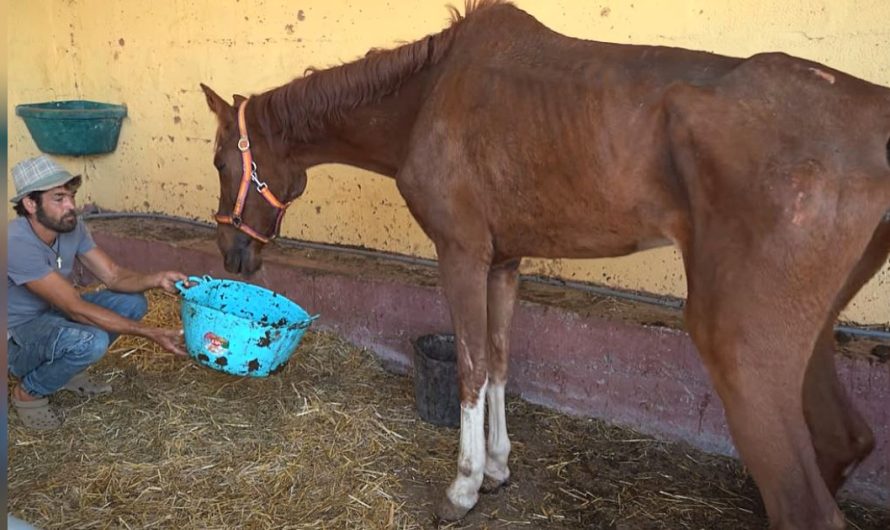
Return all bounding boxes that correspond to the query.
[7,217,96,328]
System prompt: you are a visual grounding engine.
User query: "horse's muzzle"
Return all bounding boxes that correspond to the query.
[218,228,264,275]
[222,247,263,276]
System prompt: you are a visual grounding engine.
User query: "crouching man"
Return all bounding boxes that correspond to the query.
[7,155,190,429]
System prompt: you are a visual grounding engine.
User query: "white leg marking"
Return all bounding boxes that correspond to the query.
[484,381,511,483]
[446,378,488,512]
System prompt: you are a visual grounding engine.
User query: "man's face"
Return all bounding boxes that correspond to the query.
[35,184,78,233]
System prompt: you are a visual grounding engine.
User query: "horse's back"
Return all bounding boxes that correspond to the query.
[664,51,890,207]
[401,3,890,260]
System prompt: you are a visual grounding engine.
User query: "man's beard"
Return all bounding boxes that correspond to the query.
[36,205,77,233]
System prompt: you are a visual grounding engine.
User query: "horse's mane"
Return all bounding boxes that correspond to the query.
[251,0,509,145]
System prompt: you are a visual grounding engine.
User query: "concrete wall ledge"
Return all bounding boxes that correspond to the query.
[85,217,889,506]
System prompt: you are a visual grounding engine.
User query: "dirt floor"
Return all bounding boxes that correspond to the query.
[7,292,889,529]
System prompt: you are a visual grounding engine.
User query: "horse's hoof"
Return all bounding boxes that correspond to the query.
[436,496,472,521]
[480,475,509,494]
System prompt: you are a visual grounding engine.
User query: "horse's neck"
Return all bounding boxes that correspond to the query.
[301,72,433,178]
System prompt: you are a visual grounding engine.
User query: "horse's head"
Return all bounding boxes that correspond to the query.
[201,83,308,275]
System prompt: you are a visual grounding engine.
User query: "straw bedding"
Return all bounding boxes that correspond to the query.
[8,290,889,529]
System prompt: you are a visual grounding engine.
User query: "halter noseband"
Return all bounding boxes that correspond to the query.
[215,99,291,244]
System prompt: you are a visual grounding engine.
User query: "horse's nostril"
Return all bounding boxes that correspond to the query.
[223,250,243,274]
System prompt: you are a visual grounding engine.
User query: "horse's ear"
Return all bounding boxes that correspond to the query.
[233,94,247,107]
[200,83,231,116]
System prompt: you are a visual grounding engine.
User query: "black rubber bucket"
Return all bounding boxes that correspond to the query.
[413,334,460,428]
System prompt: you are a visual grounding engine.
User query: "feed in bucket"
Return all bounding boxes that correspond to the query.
[175,275,317,377]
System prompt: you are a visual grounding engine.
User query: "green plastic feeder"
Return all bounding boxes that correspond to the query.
[16,100,127,156]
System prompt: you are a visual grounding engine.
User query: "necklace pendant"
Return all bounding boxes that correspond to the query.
[56,256,62,269]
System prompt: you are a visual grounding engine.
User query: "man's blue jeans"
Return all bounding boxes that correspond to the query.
[7,290,148,397]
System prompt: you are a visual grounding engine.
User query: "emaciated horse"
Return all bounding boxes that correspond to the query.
[201,2,890,528]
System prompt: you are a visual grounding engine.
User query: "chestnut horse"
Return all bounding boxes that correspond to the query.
[201,1,890,527]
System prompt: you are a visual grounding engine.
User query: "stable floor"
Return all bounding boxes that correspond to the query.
[7,291,889,529]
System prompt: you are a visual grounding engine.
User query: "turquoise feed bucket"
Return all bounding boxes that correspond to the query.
[175,276,317,377]
[16,100,127,156]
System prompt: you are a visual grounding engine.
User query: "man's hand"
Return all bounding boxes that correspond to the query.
[145,327,189,357]
[154,271,191,294]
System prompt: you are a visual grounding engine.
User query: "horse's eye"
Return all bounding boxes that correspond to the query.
[214,160,226,171]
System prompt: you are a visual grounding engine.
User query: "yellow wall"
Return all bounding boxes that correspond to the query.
[8,0,890,324]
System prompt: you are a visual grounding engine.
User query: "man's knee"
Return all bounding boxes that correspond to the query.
[59,327,110,366]
[122,293,148,320]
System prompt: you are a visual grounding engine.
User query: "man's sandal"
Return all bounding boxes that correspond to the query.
[61,371,112,397]
[12,395,63,430]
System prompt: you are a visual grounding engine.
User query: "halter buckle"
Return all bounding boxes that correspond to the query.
[237,137,250,151]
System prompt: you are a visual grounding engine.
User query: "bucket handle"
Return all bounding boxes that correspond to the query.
[175,275,214,295]
[294,314,320,330]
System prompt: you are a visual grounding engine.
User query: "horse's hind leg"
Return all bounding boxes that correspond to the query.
[685,260,847,529]
[805,329,875,495]
[681,213,888,528]
[664,77,890,527]
[804,222,889,493]
[482,259,521,492]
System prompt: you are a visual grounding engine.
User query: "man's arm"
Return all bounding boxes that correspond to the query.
[78,247,187,294]
[25,272,187,356]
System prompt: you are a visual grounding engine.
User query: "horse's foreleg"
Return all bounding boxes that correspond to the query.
[434,245,491,521]
[482,259,520,492]
[804,223,888,493]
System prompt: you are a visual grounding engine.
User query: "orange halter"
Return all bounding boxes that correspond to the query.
[214,99,291,243]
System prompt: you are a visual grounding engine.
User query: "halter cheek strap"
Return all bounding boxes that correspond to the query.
[215,99,291,244]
